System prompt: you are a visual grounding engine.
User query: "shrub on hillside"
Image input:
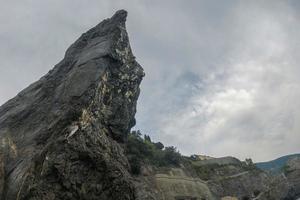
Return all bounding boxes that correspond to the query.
[125,130,182,174]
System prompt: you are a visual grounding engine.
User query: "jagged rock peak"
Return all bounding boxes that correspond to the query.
[110,9,128,24]
[0,10,144,200]
[64,9,135,64]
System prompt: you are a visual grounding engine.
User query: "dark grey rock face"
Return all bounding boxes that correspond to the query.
[0,10,144,200]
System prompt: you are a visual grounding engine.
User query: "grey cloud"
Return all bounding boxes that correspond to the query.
[0,0,299,162]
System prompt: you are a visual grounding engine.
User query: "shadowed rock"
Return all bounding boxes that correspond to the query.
[0,10,144,200]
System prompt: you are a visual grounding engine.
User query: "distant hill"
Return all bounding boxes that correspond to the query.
[256,153,300,173]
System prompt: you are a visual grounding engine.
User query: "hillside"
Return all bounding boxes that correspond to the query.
[126,131,295,200]
[256,154,300,173]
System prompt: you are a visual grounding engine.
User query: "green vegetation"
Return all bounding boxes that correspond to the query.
[185,156,259,181]
[125,131,259,180]
[125,130,182,174]
[191,163,220,181]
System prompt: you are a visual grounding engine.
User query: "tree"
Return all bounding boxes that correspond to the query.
[164,146,181,166]
[144,134,151,142]
[154,142,164,150]
[131,130,142,139]
[245,158,254,166]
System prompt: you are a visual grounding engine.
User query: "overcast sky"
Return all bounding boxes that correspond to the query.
[1,0,299,162]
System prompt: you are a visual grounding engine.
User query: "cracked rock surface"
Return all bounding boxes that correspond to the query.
[0,10,144,200]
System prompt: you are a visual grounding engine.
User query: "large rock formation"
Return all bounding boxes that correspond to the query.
[0,10,144,200]
[0,9,299,200]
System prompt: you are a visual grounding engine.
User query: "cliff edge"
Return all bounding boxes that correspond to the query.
[0,10,144,200]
